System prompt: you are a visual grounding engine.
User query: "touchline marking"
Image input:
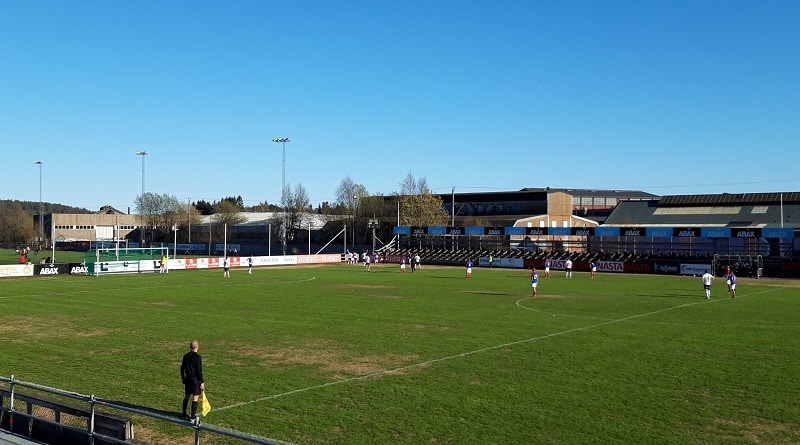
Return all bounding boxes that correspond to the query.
[216,297,719,412]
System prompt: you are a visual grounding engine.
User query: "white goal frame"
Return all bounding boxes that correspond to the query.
[91,246,169,276]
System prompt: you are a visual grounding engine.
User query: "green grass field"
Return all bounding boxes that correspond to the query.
[1,261,799,444]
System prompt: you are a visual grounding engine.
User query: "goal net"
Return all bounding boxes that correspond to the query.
[85,246,169,276]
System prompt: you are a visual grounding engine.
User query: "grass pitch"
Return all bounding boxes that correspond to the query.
[1,262,799,444]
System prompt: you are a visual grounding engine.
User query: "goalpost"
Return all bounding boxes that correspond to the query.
[85,246,169,276]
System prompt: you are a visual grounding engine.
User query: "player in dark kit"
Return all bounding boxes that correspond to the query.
[180,340,205,420]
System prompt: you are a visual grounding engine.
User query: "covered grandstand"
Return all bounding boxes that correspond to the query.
[386,191,800,278]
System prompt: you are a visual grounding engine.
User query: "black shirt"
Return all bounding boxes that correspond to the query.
[180,351,204,385]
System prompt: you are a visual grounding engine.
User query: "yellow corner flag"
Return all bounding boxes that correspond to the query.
[201,391,211,417]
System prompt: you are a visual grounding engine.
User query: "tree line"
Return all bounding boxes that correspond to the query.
[0,172,451,248]
[0,200,91,248]
[133,173,451,246]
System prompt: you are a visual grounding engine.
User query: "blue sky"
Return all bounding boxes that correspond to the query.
[2,0,798,211]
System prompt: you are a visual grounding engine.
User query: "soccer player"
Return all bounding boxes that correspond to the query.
[248,255,253,274]
[530,267,539,297]
[223,257,230,278]
[565,258,573,278]
[365,252,371,272]
[544,258,551,278]
[400,257,406,273]
[729,271,736,298]
[725,265,732,292]
[465,258,473,278]
[702,269,714,299]
[160,255,167,274]
[590,261,597,278]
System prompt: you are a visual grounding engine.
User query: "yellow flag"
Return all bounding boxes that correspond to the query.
[201,391,211,417]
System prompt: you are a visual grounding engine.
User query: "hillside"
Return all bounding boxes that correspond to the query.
[0,199,92,215]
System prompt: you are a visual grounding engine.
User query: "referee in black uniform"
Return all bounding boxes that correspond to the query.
[180,340,205,420]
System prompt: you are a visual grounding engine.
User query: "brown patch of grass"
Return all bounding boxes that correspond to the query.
[709,417,800,443]
[461,290,509,296]
[412,324,451,332]
[0,315,118,339]
[230,340,420,377]
[748,278,800,288]
[332,284,389,289]
[142,301,177,306]
[133,422,194,445]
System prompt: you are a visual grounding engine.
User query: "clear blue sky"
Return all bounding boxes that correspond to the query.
[2,0,798,212]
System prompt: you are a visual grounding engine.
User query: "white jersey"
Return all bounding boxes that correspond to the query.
[702,272,714,286]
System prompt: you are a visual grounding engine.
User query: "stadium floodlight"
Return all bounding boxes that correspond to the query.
[134,151,148,196]
[34,161,44,247]
[272,138,291,255]
[134,151,148,245]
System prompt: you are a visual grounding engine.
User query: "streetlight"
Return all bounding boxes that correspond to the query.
[272,137,291,255]
[134,151,148,245]
[33,161,44,248]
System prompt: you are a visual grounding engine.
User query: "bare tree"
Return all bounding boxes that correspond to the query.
[335,176,369,243]
[398,173,448,227]
[274,183,312,242]
[134,193,187,242]
[399,171,430,195]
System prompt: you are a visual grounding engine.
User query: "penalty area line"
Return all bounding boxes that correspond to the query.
[215,298,711,412]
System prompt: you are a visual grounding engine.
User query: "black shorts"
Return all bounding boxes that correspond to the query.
[184,382,201,396]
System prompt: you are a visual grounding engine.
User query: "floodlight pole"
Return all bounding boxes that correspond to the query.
[272,137,291,255]
[352,194,357,249]
[134,151,148,245]
[34,161,44,248]
[187,197,192,243]
[134,151,148,196]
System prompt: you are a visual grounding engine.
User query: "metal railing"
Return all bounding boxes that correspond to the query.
[1,375,285,445]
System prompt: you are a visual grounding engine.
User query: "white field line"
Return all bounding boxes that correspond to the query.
[215,288,779,412]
